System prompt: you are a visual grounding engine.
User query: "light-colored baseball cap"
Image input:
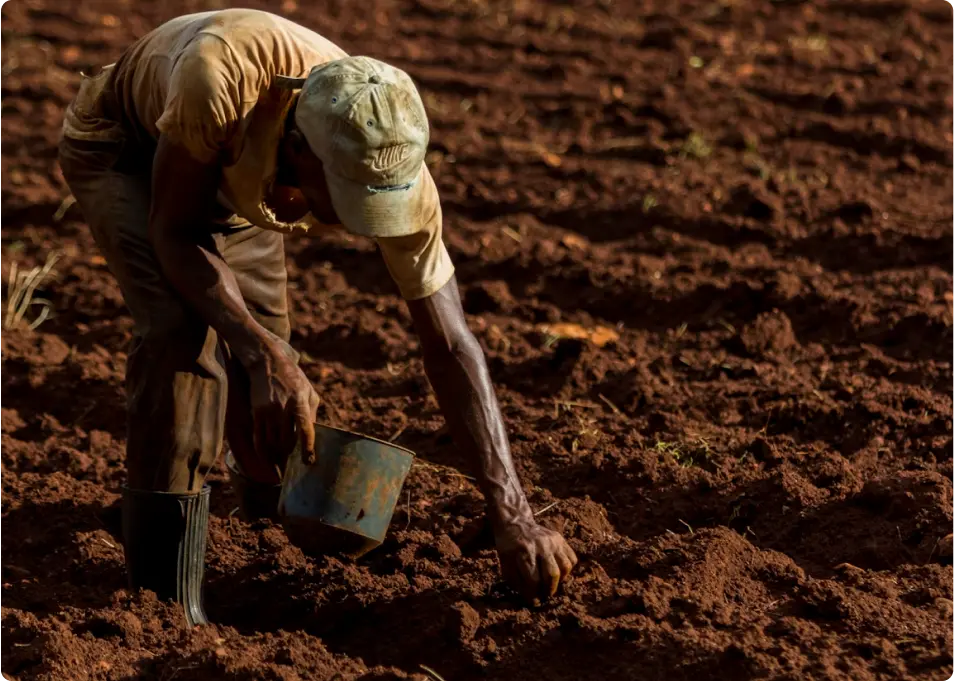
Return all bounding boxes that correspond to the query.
[276,56,429,238]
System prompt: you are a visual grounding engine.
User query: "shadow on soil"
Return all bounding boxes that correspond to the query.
[114,621,767,681]
[0,499,126,614]
[535,457,950,579]
[197,559,769,681]
[2,361,126,441]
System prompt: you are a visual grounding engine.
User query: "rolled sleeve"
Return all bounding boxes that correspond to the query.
[376,168,455,300]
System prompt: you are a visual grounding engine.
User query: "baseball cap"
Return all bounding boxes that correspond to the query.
[276,56,429,238]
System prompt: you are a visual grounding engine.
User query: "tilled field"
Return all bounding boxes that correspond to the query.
[2,1,952,679]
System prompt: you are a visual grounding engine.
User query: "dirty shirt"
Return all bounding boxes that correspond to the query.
[62,8,454,300]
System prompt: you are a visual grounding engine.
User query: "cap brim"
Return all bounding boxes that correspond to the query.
[324,164,425,238]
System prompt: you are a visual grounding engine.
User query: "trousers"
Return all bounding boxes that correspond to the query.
[59,133,291,493]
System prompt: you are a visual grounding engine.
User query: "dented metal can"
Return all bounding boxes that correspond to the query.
[279,424,415,558]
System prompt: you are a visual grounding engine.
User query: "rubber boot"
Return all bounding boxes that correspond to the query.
[225,450,282,521]
[121,486,210,627]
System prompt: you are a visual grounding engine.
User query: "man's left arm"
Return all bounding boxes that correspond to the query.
[406,277,577,600]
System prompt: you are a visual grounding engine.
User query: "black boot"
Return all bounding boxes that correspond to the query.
[225,450,282,521]
[121,486,210,627]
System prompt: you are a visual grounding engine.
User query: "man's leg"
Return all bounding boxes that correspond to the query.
[216,224,294,519]
[59,135,226,625]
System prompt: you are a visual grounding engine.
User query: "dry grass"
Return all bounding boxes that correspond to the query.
[3,251,60,330]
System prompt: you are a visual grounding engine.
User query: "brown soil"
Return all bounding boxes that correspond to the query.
[2,1,952,679]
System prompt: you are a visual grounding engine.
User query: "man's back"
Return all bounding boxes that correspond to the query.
[69,9,346,163]
[64,9,350,234]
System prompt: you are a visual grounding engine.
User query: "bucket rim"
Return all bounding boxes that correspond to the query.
[314,422,416,458]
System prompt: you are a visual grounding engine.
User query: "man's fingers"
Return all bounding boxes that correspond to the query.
[297,400,317,464]
[539,552,561,599]
[516,552,538,601]
[555,545,576,581]
[566,543,579,568]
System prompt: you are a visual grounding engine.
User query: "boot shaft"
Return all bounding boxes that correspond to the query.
[121,486,210,626]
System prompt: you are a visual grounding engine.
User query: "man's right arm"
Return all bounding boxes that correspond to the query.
[149,136,273,366]
[148,136,318,466]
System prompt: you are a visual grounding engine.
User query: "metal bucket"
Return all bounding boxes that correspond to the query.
[278,424,414,559]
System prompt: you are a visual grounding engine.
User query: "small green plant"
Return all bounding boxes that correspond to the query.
[680,132,712,161]
[642,194,658,213]
[655,440,692,467]
[656,437,716,468]
[790,34,828,53]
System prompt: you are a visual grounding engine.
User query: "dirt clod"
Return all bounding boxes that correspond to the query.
[740,309,797,357]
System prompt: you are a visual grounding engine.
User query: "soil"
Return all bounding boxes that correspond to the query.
[2,0,952,679]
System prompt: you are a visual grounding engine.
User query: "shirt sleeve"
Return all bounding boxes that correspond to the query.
[155,35,244,164]
[376,167,455,300]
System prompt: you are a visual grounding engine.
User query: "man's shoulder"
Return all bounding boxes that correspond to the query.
[164,9,345,99]
[191,9,344,63]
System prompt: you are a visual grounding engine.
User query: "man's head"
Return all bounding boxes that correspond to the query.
[277,57,429,237]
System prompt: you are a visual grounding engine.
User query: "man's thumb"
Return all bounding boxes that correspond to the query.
[298,409,317,464]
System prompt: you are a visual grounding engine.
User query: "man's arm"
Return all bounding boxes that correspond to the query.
[150,137,272,365]
[148,136,319,470]
[406,276,577,599]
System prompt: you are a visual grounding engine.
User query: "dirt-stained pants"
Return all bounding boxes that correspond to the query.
[59,135,291,494]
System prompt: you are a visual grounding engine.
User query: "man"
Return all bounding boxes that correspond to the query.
[59,8,576,626]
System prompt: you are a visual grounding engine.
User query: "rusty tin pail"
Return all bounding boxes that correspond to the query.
[279,425,414,558]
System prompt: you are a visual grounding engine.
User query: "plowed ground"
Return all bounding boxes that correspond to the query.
[2,1,952,679]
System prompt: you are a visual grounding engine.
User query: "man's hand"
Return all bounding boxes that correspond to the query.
[150,135,320,470]
[496,519,578,601]
[407,277,578,602]
[247,339,320,467]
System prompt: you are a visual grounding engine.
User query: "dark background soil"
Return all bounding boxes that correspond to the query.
[2,1,952,679]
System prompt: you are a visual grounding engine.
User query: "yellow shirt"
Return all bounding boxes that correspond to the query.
[62,9,453,300]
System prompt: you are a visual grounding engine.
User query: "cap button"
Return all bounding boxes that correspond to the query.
[368,74,381,84]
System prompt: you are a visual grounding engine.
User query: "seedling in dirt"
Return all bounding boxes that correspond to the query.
[420,664,448,681]
[789,34,828,53]
[727,503,742,524]
[655,440,691,467]
[680,132,712,161]
[655,437,714,468]
[642,194,658,213]
[784,164,799,185]
[688,56,704,69]
[563,408,601,453]
[716,319,736,334]
[543,332,561,349]
[3,251,59,330]
[742,152,772,181]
